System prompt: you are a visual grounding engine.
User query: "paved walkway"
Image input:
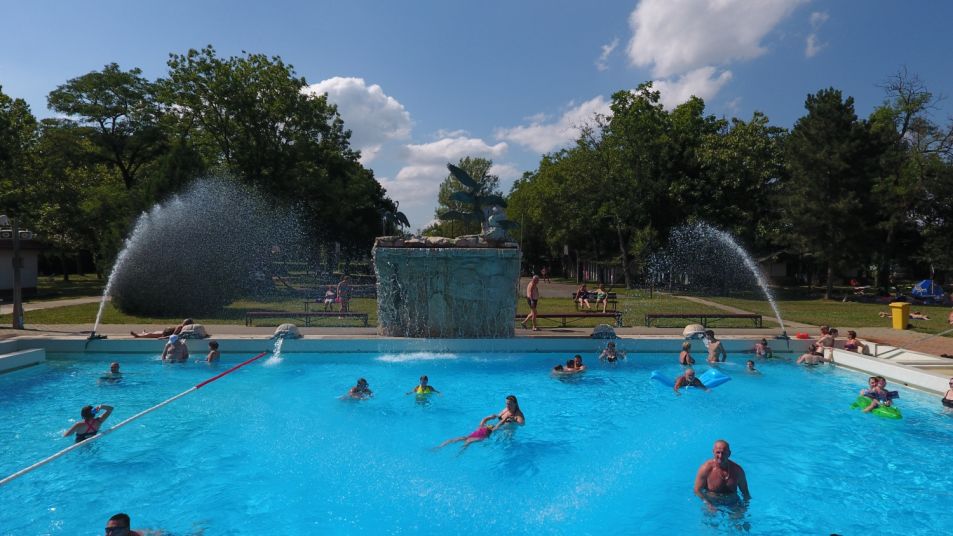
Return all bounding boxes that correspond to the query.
[0,296,104,315]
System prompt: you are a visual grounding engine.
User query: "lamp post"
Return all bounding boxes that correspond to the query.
[0,214,24,329]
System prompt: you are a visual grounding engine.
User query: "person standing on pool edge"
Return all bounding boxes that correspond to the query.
[521,275,540,331]
[694,439,750,507]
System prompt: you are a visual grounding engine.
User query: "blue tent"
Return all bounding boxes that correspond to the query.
[911,279,946,302]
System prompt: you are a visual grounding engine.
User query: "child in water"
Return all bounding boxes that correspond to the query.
[436,415,501,450]
[600,341,625,362]
[754,338,773,358]
[406,375,440,395]
[206,341,220,363]
[746,360,760,374]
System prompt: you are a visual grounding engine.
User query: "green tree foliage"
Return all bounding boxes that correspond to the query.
[782,88,876,298]
[0,86,39,224]
[160,46,394,246]
[47,64,166,190]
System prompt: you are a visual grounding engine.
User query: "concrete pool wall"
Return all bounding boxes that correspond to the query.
[3,336,949,395]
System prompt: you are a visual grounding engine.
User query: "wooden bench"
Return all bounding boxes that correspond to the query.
[245,311,369,327]
[517,312,623,328]
[571,291,619,312]
[644,313,762,328]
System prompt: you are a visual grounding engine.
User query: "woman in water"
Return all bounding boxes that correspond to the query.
[496,395,525,426]
[679,341,695,365]
[600,341,624,363]
[63,404,114,443]
[943,377,953,408]
[844,331,868,354]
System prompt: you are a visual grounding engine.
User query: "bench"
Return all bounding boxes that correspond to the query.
[245,311,369,327]
[644,313,762,328]
[517,312,623,328]
[571,291,619,312]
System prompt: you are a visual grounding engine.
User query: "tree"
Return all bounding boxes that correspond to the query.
[161,46,394,247]
[426,157,503,238]
[47,63,166,190]
[783,88,875,298]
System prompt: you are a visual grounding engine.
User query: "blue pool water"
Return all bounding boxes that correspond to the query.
[2,349,953,534]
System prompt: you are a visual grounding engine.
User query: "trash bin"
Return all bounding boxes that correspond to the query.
[889,302,910,330]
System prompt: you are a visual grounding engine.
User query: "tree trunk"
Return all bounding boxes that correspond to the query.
[60,252,70,282]
[824,263,834,300]
[614,218,632,289]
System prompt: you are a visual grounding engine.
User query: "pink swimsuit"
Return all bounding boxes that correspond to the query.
[468,427,491,440]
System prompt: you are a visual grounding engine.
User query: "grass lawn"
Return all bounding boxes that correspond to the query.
[2,296,379,328]
[703,294,953,336]
[31,273,107,301]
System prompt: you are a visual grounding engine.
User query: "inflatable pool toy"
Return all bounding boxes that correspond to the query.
[650,369,731,389]
[851,395,902,419]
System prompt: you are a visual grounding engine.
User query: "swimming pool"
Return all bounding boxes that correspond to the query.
[2,348,952,534]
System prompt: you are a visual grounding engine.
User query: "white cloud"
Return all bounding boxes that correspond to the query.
[596,37,619,71]
[627,0,805,77]
[805,11,829,58]
[304,77,412,164]
[654,67,733,109]
[381,135,511,209]
[495,96,610,153]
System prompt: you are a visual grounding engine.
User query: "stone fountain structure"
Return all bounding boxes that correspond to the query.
[374,164,521,337]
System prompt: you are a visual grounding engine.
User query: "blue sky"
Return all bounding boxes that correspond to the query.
[2,0,952,229]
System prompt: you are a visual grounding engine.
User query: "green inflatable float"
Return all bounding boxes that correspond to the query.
[851,395,902,419]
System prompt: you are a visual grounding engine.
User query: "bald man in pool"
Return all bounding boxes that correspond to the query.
[694,439,750,507]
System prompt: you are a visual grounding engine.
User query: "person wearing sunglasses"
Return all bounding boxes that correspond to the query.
[943,377,953,408]
[104,513,142,535]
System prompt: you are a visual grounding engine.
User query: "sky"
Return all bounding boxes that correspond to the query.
[2,0,952,229]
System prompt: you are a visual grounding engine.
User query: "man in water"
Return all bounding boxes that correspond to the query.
[104,512,145,535]
[706,330,727,363]
[521,275,540,331]
[694,439,750,507]
[99,362,123,383]
[161,335,189,363]
[673,368,709,394]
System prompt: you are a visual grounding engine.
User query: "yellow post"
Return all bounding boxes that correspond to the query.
[889,302,910,330]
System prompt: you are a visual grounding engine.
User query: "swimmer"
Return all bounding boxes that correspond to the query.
[599,341,624,363]
[673,368,709,394]
[99,362,122,383]
[436,415,500,450]
[552,364,565,373]
[104,513,145,536]
[859,376,895,412]
[63,404,114,443]
[495,394,525,425]
[406,375,440,395]
[679,341,695,365]
[754,338,773,358]
[161,335,189,363]
[797,344,832,365]
[572,355,586,372]
[694,439,750,508]
[745,360,759,374]
[205,340,220,363]
[706,330,727,363]
[346,378,373,400]
[942,377,953,408]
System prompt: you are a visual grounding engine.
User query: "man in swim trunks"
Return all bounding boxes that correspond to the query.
[521,275,540,331]
[99,362,123,383]
[706,330,727,363]
[674,368,709,394]
[694,439,750,507]
[104,512,145,536]
[572,355,586,372]
[161,335,189,363]
[406,375,440,395]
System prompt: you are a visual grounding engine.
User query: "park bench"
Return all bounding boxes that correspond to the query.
[644,313,762,328]
[244,311,369,327]
[517,312,623,328]
[571,291,619,312]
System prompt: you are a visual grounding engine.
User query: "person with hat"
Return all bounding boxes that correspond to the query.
[161,334,189,362]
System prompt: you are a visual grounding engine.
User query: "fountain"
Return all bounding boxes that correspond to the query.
[373,164,521,338]
[90,178,302,336]
[649,222,786,336]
